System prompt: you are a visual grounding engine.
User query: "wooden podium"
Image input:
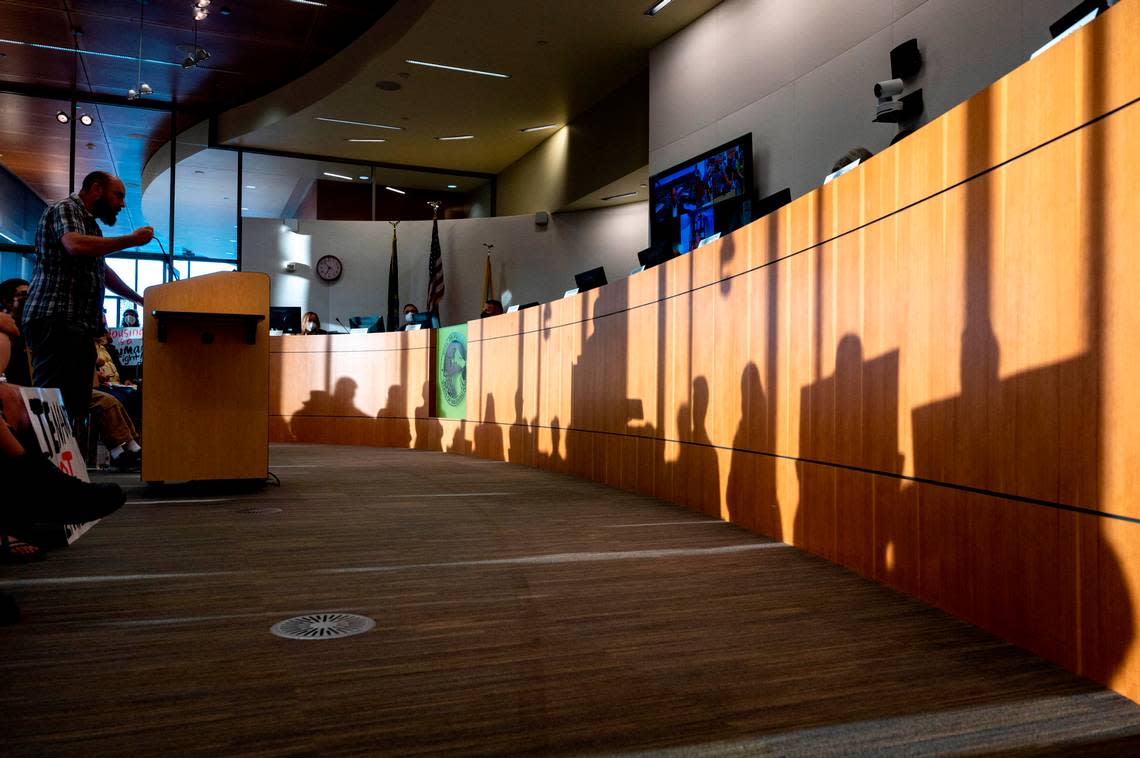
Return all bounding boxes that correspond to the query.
[141,272,270,483]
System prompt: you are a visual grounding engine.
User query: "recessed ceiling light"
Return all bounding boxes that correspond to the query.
[447,184,458,189]
[385,186,406,195]
[79,113,94,126]
[323,172,353,180]
[520,124,557,133]
[645,0,673,15]
[436,134,474,141]
[346,138,388,143]
[405,59,510,79]
[316,117,402,131]
[55,111,69,124]
[601,191,638,201]
[358,175,369,180]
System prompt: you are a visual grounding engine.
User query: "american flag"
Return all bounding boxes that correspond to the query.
[426,214,444,313]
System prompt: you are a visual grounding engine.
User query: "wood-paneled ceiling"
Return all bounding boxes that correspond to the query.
[0,0,395,209]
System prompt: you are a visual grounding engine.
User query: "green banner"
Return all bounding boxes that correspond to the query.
[435,323,467,419]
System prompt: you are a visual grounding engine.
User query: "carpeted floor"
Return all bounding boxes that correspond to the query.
[1,444,1138,756]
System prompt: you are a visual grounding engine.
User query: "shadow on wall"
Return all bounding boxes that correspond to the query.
[275,13,1135,699]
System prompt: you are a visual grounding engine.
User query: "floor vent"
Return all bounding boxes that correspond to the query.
[270,613,375,640]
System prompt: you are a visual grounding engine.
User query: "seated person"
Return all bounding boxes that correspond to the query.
[302,311,328,335]
[399,303,419,331]
[88,389,142,470]
[480,299,504,318]
[0,380,126,524]
[0,279,31,387]
[831,147,873,174]
[120,309,140,328]
[95,330,141,427]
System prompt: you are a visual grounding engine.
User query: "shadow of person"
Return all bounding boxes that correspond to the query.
[332,377,368,418]
[474,395,505,461]
[673,378,720,517]
[508,389,535,466]
[377,383,411,449]
[413,380,443,451]
[726,363,780,538]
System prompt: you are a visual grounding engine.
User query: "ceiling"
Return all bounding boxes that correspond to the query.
[217,0,722,174]
[0,0,397,220]
[1,0,723,258]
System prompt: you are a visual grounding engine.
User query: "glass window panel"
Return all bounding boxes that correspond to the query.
[74,103,171,258]
[136,258,165,297]
[105,256,137,292]
[172,259,190,281]
[175,136,238,262]
[188,261,237,278]
[103,296,123,330]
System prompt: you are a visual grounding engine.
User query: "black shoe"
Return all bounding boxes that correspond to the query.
[110,448,140,472]
[3,452,125,526]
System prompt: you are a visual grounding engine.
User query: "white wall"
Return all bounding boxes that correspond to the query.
[241,202,649,328]
[650,0,1080,199]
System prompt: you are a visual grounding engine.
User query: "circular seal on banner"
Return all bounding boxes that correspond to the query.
[440,331,467,408]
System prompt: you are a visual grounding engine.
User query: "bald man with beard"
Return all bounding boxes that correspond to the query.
[21,171,151,426]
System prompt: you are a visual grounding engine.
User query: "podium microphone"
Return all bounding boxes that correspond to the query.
[335,317,349,334]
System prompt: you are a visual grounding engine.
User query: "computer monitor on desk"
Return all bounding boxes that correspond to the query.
[269,306,301,334]
[409,312,439,329]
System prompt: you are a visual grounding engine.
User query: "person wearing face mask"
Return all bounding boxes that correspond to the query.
[302,311,328,335]
[120,309,140,328]
[399,303,419,331]
[21,171,150,427]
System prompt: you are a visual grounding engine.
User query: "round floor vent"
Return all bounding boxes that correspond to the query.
[271,613,375,640]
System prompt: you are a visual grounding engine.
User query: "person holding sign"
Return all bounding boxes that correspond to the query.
[21,171,148,427]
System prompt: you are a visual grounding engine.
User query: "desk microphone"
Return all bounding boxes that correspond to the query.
[336,317,350,334]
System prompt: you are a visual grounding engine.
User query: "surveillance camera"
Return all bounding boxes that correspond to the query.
[182,56,196,69]
[874,78,904,98]
[283,262,297,273]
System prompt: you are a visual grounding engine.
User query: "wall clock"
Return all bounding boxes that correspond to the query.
[316,254,343,282]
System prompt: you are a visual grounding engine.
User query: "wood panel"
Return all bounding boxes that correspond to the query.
[266,4,1140,704]
[143,271,269,482]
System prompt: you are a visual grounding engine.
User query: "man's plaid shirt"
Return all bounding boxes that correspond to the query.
[22,194,106,334]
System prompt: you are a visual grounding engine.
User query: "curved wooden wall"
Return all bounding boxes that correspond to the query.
[271,4,1140,702]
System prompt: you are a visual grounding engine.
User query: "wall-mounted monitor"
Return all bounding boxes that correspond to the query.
[650,133,753,255]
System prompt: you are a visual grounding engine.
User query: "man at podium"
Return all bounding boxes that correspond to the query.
[21,171,150,426]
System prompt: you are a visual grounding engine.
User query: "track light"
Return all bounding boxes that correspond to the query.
[79,113,93,126]
[182,46,210,68]
[55,111,70,124]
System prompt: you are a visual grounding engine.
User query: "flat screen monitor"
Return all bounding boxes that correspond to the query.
[574,267,607,292]
[270,306,301,334]
[409,312,439,329]
[753,187,791,220]
[650,133,753,255]
[349,315,378,330]
[638,242,678,270]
